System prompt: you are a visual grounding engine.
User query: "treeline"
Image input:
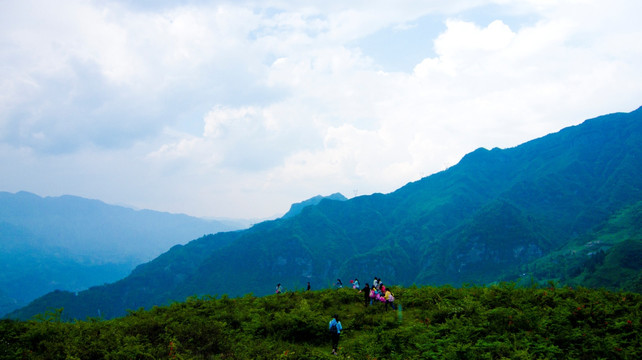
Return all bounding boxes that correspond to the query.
[1,284,640,359]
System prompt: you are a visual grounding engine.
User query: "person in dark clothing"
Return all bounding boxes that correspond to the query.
[362,283,370,307]
[307,282,311,291]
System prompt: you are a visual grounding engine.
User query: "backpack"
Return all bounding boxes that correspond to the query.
[330,321,338,334]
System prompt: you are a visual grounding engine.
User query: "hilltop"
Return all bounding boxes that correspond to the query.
[1,284,640,359]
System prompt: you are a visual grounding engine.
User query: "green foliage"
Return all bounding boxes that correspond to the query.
[1,285,640,359]
[522,201,642,292]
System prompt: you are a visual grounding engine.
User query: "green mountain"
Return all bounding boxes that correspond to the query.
[524,200,642,291]
[0,192,244,316]
[282,193,347,219]
[8,107,642,320]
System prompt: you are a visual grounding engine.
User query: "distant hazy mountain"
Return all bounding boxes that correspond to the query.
[0,192,245,316]
[9,107,642,320]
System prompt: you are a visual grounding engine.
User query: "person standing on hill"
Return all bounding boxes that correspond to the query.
[362,283,370,307]
[328,314,343,355]
[276,283,282,294]
[369,286,377,305]
[384,288,395,310]
[307,282,311,291]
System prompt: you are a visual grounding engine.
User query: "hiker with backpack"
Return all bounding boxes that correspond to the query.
[328,314,343,355]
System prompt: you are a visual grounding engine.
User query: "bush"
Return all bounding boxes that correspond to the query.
[1,285,640,359]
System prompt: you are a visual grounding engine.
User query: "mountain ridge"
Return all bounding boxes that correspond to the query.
[282,192,348,219]
[0,191,247,316]
[8,106,642,320]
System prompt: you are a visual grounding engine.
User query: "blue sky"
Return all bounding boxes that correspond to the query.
[1,0,641,219]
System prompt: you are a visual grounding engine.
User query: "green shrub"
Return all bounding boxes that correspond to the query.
[1,285,640,359]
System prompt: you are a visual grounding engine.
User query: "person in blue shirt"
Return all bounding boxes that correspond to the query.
[328,314,343,355]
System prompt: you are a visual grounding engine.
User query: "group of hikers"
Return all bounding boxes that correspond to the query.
[328,277,396,355]
[276,277,396,356]
[276,276,396,310]
[337,277,396,310]
[364,277,396,310]
[296,277,396,310]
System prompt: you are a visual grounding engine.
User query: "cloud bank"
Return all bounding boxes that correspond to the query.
[1,0,641,218]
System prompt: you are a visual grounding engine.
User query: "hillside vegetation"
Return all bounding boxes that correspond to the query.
[520,201,642,292]
[8,107,642,321]
[1,284,640,359]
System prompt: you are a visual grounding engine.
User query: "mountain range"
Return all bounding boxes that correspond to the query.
[7,107,642,320]
[0,192,248,316]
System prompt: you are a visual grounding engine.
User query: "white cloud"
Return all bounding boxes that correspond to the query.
[1,0,642,218]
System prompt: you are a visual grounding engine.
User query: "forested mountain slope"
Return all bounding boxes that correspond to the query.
[8,107,642,320]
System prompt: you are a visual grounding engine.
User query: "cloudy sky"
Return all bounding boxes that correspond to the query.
[1,0,641,219]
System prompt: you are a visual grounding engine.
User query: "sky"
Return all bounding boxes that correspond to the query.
[1,0,641,220]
